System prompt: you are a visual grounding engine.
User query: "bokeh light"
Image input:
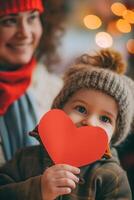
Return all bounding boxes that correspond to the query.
[83,15,102,30]
[127,39,134,54]
[107,20,121,36]
[95,32,113,48]
[123,10,134,24]
[111,2,127,16]
[116,19,131,33]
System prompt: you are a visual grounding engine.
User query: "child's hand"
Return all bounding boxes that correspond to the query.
[41,164,80,200]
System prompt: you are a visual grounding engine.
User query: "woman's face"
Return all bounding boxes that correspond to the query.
[0,10,43,68]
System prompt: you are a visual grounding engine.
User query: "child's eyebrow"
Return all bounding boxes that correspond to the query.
[71,99,87,105]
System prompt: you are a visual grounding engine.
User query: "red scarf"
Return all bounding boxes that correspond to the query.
[0,58,36,115]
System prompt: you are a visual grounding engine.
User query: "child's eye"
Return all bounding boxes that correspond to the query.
[99,115,111,124]
[74,105,87,114]
[0,18,17,26]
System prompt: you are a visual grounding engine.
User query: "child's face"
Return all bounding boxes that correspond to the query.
[63,88,118,142]
[0,10,42,68]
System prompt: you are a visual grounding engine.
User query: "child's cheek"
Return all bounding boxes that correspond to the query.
[98,125,114,143]
[68,112,83,124]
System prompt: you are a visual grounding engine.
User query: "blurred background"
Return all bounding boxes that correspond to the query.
[32,0,134,114]
[57,0,134,77]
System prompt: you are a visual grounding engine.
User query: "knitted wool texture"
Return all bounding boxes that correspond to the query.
[0,0,44,16]
[52,53,134,146]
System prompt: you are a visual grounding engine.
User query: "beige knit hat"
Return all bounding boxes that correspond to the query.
[52,49,134,146]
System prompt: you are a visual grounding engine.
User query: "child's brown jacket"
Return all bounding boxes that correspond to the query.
[0,144,132,200]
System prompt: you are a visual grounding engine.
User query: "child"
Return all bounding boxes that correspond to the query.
[0,49,133,200]
[0,0,66,163]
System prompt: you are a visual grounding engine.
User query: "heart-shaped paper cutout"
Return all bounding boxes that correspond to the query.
[38,109,108,167]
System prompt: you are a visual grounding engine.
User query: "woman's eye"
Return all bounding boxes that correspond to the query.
[28,13,40,22]
[0,18,17,26]
[100,116,111,124]
[75,105,87,114]
[29,15,36,21]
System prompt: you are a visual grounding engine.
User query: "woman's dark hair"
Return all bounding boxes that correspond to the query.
[36,0,67,67]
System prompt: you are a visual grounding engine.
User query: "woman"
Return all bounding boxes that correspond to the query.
[0,0,66,164]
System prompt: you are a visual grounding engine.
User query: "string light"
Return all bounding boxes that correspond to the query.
[123,10,134,24]
[81,2,133,49]
[83,15,102,30]
[116,19,131,33]
[111,2,127,16]
[95,32,113,48]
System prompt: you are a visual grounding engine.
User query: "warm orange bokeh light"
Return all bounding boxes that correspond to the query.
[95,32,113,48]
[107,20,121,36]
[83,15,102,30]
[127,39,134,54]
[111,2,127,16]
[116,19,131,33]
[123,10,134,24]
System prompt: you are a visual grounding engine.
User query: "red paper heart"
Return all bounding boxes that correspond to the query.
[38,109,108,167]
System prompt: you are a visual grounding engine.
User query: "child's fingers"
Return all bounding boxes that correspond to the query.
[55,187,72,196]
[53,170,79,183]
[50,164,80,174]
[55,178,76,189]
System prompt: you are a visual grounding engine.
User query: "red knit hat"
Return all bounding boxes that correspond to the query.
[0,0,44,16]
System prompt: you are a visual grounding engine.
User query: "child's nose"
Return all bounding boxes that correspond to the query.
[81,117,97,127]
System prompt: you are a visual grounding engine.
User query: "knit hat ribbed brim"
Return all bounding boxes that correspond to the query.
[0,0,44,16]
